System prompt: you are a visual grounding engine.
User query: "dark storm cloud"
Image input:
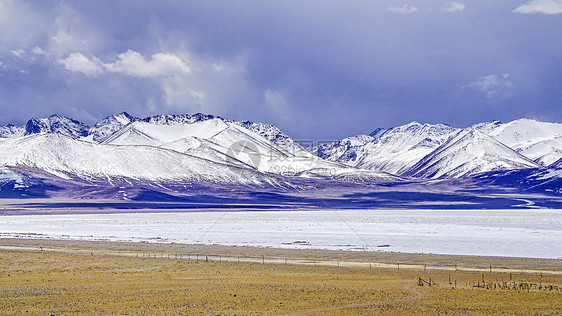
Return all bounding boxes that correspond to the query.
[0,0,561,140]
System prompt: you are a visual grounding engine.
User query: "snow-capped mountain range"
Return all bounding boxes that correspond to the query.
[1,113,561,199]
[316,118,562,178]
[0,112,394,189]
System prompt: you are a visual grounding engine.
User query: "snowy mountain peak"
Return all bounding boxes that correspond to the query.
[113,112,136,125]
[471,120,503,134]
[93,112,138,127]
[0,124,25,138]
[24,118,49,135]
[474,118,562,166]
[143,113,219,125]
[0,131,275,185]
[89,112,140,142]
[403,128,540,179]
[316,121,461,175]
[394,121,455,134]
[369,128,387,138]
[234,120,298,150]
[24,115,90,139]
[314,134,375,164]
[358,122,459,171]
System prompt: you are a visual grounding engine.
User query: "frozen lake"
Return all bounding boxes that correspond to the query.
[1,209,561,258]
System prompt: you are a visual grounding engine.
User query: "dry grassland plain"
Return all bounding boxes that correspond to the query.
[0,239,561,315]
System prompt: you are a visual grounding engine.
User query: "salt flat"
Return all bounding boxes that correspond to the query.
[0,209,560,258]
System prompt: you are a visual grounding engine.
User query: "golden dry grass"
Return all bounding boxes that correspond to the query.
[1,244,561,315]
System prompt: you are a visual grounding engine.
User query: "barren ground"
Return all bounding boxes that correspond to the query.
[0,239,561,315]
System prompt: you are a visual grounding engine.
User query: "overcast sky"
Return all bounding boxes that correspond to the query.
[1,0,561,140]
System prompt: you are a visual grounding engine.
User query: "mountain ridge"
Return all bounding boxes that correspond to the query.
[317,118,562,178]
[2,113,562,183]
[1,113,561,207]
[402,129,540,178]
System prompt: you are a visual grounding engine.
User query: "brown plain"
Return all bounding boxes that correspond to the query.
[0,239,561,315]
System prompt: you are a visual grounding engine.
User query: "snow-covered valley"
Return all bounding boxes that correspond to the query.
[1,209,560,258]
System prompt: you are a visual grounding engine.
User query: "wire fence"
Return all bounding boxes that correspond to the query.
[112,250,562,293]
[100,249,562,277]
[3,245,562,292]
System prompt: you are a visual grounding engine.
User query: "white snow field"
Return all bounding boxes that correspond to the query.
[1,209,561,259]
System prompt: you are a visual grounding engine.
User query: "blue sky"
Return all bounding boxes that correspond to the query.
[0,0,561,140]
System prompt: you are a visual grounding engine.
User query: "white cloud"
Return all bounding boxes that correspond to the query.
[387,4,418,14]
[162,77,207,109]
[58,48,252,114]
[31,46,49,56]
[11,49,26,58]
[514,0,562,14]
[0,1,49,49]
[264,90,291,120]
[212,61,240,74]
[468,73,514,98]
[49,4,107,58]
[105,50,191,78]
[442,2,466,12]
[59,52,104,77]
[59,50,191,78]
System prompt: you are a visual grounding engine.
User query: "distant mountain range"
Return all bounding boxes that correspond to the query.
[0,112,390,186]
[1,113,561,208]
[315,118,562,177]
